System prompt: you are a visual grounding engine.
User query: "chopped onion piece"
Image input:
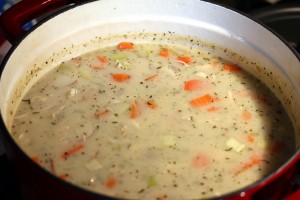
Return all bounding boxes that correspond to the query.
[68,88,78,97]
[226,138,245,152]
[195,72,207,78]
[85,159,103,171]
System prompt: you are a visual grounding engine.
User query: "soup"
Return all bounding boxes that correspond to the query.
[11,40,295,199]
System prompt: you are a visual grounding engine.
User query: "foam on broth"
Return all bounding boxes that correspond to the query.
[10,39,295,199]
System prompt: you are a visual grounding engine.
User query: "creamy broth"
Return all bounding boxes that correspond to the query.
[11,41,295,199]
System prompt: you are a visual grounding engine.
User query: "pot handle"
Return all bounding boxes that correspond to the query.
[283,158,300,200]
[0,0,85,44]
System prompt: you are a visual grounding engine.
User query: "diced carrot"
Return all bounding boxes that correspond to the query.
[241,162,254,171]
[130,100,139,119]
[72,57,81,64]
[236,92,270,105]
[251,154,261,164]
[192,152,210,168]
[223,65,241,72]
[59,173,69,181]
[211,61,219,67]
[190,94,215,107]
[105,176,117,189]
[112,73,131,82]
[61,143,84,159]
[235,153,261,174]
[247,135,255,143]
[177,56,191,64]
[146,100,158,109]
[117,42,134,50]
[184,79,206,91]
[31,156,40,164]
[97,56,108,63]
[206,106,219,112]
[255,95,270,105]
[94,110,110,119]
[91,65,105,71]
[145,74,158,81]
[157,196,167,200]
[242,111,252,121]
[159,48,169,58]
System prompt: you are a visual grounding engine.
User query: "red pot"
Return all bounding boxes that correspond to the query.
[0,0,300,199]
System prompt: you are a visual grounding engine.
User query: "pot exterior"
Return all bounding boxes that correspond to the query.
[0,0,300,200]
[0,119,120,200]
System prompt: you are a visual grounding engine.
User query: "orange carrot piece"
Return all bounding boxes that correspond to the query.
[184,79,206,91]
[91,65,105,71]
[112,73,131,82]
[130,100,139,119]
[31,156,40,164]
[206,106,219,112]
[211,61,219,67]
[255,95,270,105]
[236,153,261,174]
[94,110,110,119]
[97,56,108,63]
[157,196,167,200]
[237,92,270,105]
[245,154,261,166]
[59,173,69,181]
[223,65,241,72]
[159,48,169,58]
[117,42,134,50]
[146,100,158,109]
[145,74,158,81]
[177,56,191,64]
[190,94,215,107]
[251,154,261,164]
[61,144,84,159]
[247,135,255,143]
[105,177,117,189]
[72,57,81,64]
[242,111,252,121]
[192,153,210,168]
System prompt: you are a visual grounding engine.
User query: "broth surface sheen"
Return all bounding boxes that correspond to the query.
[11,41,294,199]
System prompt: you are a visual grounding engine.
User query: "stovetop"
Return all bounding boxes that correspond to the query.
[0,0,300,199]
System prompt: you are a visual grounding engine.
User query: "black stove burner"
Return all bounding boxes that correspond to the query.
[250,2,300,54]
[213,0,300,54]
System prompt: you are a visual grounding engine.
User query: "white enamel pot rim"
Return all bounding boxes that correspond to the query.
[0,0,300,199]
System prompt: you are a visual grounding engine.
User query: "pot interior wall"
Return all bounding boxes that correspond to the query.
[1,0,300,173]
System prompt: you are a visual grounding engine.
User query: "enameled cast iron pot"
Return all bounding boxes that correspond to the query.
[0,0,300,199]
